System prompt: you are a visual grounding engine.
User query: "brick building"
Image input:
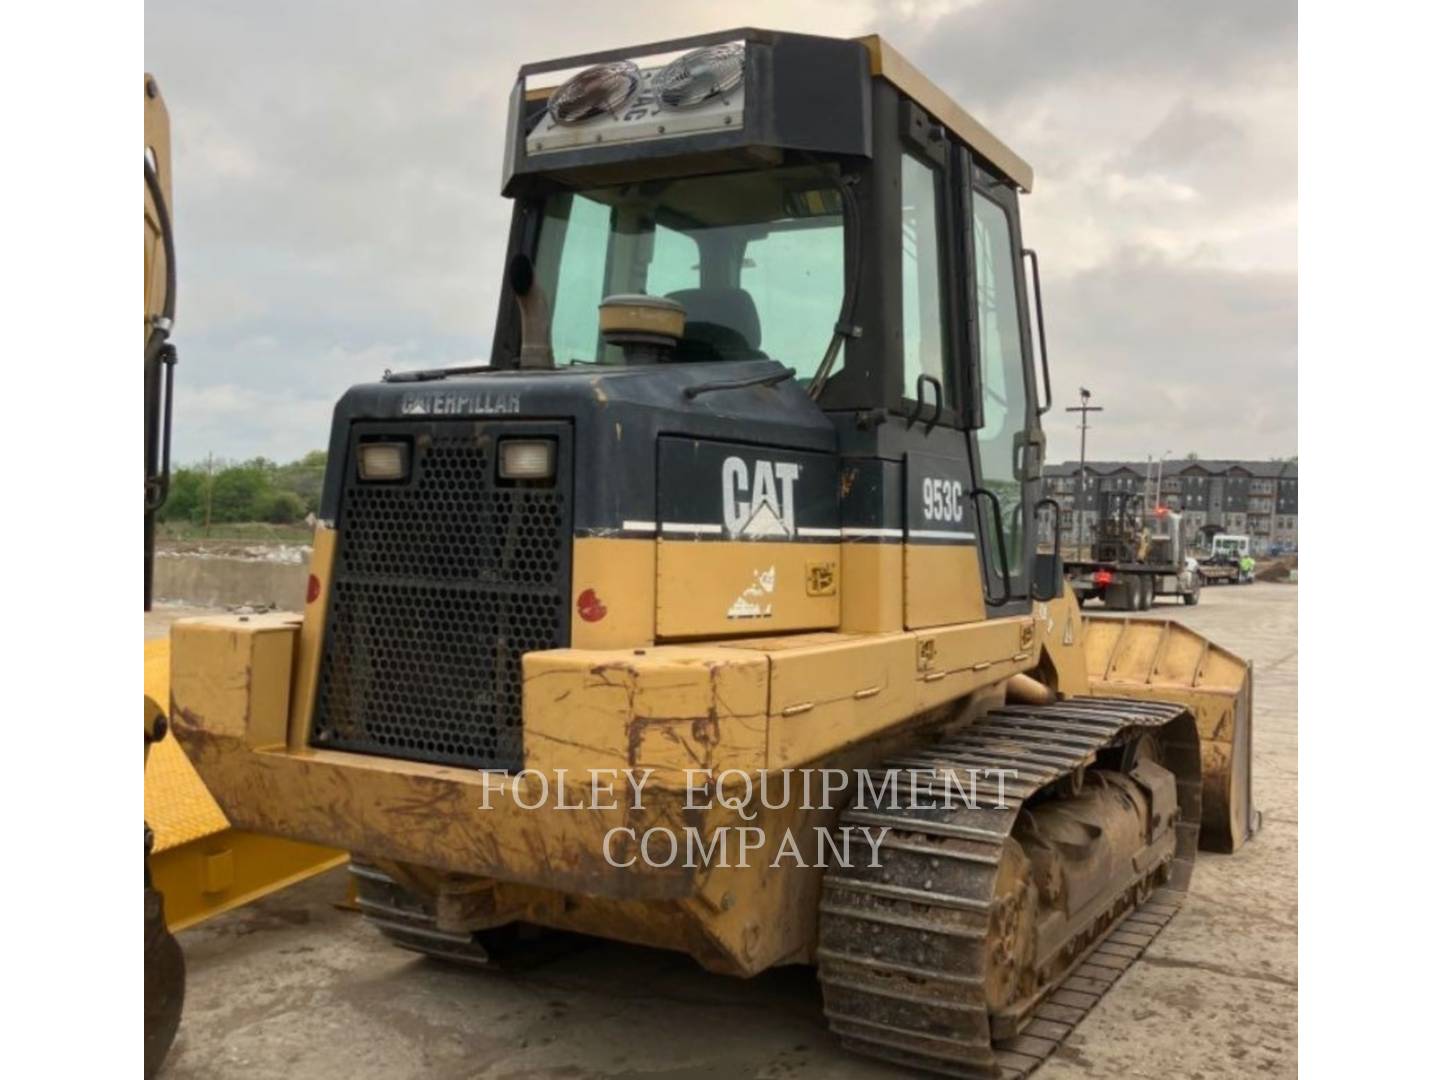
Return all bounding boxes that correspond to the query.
[1041,459,1298,554]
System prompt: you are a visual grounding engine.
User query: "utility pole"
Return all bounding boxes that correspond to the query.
[1066,388,1102,557]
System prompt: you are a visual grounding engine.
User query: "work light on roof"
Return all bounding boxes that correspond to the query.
[547,61,640,125]
[655,44,744,110]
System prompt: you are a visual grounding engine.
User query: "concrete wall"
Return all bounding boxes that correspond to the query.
[153,554,308,610]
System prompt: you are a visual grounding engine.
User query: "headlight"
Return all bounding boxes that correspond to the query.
[357,441,408,481]
[499,439,556,481]
[547,61,641,125]
[655,44,744,110]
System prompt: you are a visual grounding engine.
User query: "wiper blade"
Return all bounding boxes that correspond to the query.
[684,366,795,400]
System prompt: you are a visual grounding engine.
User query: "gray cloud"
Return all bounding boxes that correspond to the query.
[1124,99,1247,175]
[1043,250,1296,460]
[146,1,1295,465]
[897,0,1296,108]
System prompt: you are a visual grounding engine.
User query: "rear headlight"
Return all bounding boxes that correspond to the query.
[547,61,640,125]
[357,442,408,481]
[655,44,744,110]
[499,439,556,480]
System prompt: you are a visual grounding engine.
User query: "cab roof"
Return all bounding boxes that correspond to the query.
[856,34,1033,192]
[521,29,1033,193]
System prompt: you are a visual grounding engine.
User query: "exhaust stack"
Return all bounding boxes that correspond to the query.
[509,254,555,369]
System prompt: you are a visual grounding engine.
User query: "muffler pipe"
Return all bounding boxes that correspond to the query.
[509,253,554,369]
[1006,672,1056,707]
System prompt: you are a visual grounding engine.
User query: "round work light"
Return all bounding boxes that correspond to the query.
[547,61,641,125]
[655,44,745,110]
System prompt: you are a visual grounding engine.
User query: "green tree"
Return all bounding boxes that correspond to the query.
[273,450,327,512]
[209,464,269,522]
[258,489,307,524]
[157,467,205,522]
[161,451,329,526]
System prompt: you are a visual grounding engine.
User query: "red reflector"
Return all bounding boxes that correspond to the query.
[306,574,321,603]
[577,588,608,623]
[1094,569,1113,586]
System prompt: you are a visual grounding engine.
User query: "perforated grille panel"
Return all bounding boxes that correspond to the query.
[310,421,572,770]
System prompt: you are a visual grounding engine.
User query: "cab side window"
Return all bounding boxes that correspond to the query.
[973,194,1026,440]
[900,153,949,402]
[540,193,610,365]
[972,191,1029,582]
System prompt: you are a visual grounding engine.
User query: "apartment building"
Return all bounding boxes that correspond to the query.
[1041,458,1299,553]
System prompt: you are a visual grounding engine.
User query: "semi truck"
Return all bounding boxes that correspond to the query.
[1066,493,1201,609]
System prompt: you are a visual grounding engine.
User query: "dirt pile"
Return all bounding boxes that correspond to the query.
[1256,555,1298,582]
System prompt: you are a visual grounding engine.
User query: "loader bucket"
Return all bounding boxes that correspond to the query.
[1081,617,1259,852]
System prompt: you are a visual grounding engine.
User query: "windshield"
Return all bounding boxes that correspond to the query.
[533,164,846,380]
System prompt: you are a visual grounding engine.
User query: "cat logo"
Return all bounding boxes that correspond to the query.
[722,456,799,539]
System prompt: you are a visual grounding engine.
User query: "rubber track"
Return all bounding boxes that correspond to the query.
[818,697,1201,1079]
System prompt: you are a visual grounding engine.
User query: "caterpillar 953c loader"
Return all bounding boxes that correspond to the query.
[170,30,1258,1078]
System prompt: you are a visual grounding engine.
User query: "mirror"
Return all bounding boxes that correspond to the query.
[1032,551,1063,602]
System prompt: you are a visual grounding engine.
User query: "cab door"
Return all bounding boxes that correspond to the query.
[896,127,988,630]
[965,164,1038,613]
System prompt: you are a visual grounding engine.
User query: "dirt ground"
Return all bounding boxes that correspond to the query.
[156,582,1298,1080]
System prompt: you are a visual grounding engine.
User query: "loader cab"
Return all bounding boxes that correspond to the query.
[308,29,1051,772]
[490,29,1049,624]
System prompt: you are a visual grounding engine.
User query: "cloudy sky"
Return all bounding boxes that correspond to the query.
[145,0,1296,466]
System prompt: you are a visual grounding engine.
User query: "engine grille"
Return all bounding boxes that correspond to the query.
[310,420,572,770]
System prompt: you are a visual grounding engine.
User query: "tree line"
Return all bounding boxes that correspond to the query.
[159,451,327,525]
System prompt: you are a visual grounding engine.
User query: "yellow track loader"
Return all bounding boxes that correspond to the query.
[170,31,1258,1077]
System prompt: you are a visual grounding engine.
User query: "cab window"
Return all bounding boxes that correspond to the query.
[741,224,845,381]
[644,222,699,298]
[534,164,846,376]
[972,191,1028,582]
[543,193,609,366]
[900,153,948,402]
